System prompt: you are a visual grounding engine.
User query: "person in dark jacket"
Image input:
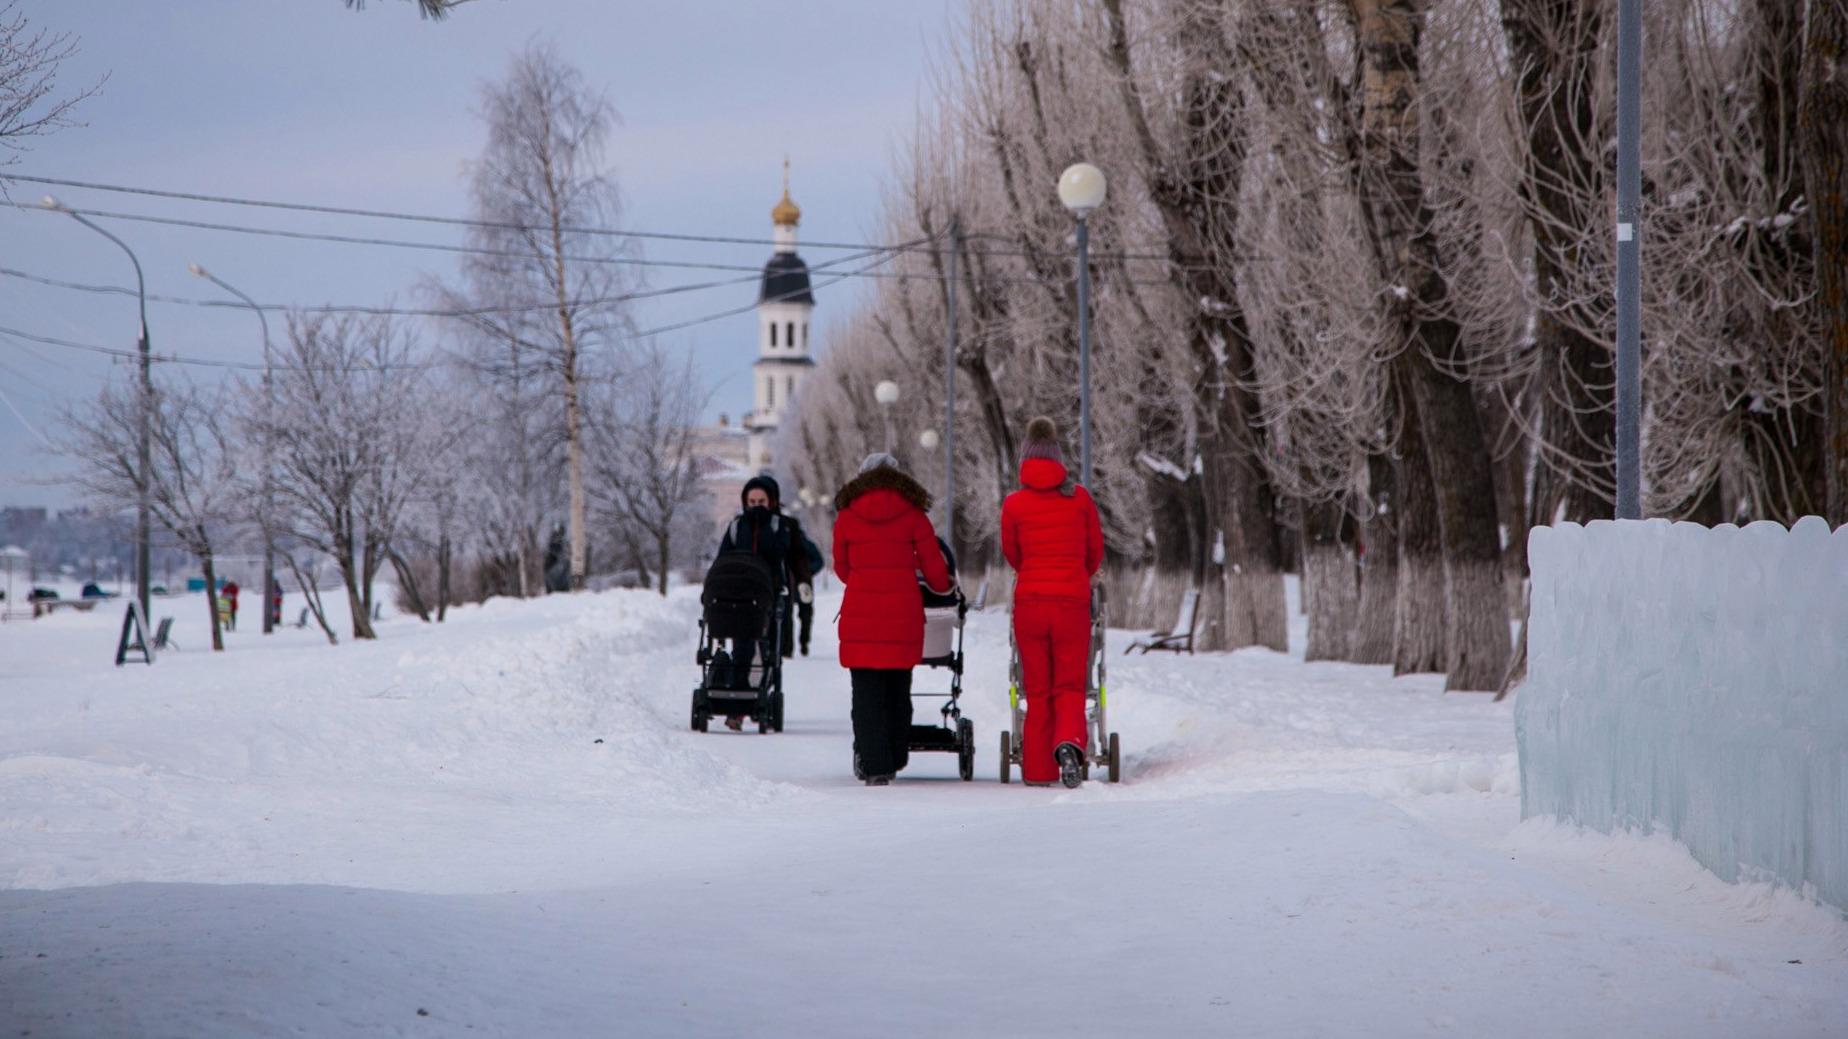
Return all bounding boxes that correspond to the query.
[796,531,823,656]
[1000,417,1104,787]
[832,453,953,785]
[715,474,812,729]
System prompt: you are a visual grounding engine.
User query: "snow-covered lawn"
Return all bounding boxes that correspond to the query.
[2,583,1843,1037]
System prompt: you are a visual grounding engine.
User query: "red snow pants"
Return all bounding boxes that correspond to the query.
[1013,597,1091,784]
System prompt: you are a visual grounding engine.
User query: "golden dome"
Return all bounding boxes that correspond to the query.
[772,157,801,226]
[772,188,801,227]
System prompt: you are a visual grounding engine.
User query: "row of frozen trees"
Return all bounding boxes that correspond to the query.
[60,45,714,648]
[780,0,1848,691]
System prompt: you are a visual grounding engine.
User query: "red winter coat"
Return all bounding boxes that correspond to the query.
[1000,458,1103,602]
[832,467,953,670]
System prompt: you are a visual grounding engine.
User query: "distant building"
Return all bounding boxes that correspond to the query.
[743,162,817,475]
[690,413,754,530]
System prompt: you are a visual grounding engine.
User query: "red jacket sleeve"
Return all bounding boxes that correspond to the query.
[1080,487,1104,576]
[832,514,851,583]
[914,511,952,594]
[1000,495,1021,571]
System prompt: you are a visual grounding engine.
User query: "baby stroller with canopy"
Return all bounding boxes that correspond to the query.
[998,582,1121,783]
[903,539,975,780]
[690,551,786,734]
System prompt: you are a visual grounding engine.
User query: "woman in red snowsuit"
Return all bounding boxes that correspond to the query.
[1000,417,1104,787]
[832,453,953,786]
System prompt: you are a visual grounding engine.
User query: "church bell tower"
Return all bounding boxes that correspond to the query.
[745,159,816,474]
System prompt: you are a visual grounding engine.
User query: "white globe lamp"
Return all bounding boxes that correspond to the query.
[1057,163,1107,215]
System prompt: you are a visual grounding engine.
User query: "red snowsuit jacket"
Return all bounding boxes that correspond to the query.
[1000,457,1104,602]
[832,467,953,670]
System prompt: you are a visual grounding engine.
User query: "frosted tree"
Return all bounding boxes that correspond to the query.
[436,42,633,592]
[250,312,424,641]
[63,376,241,652]
[0,0,101,175]
[586,343,709,596]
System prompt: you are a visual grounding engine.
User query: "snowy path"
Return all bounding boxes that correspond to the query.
[2,586,1844,1037]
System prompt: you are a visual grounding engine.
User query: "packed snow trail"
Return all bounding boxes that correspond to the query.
[2,585,1843,1037]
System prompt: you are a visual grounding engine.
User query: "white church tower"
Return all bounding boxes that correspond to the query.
[744,161,816,474]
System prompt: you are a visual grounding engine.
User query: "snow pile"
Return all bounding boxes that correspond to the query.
[1517,517,1848,910]
[0,586,790,891]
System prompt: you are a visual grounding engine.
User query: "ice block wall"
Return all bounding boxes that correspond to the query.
[1516,517,1848,911]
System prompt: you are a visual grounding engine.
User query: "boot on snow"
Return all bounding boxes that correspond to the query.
[1055,743,1084,789]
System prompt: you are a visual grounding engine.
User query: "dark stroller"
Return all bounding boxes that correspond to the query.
[905,539,976,780]
[690,552,786,734]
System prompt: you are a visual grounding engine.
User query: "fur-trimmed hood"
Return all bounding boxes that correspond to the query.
[835,466,933,518]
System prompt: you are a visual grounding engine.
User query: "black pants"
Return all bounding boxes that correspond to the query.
[797,601,814,652]
[850,668,913,777]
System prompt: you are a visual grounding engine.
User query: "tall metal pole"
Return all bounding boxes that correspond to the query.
[196,267,277,633]
[944,219,958,540]
[1615,0,1643,520]
[1076,215,1093,488]
[60,207,151,623]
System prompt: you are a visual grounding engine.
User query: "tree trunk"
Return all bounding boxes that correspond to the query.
[388,548,432,623]
[286,554,338,645]
[658,529,671,596]
[1102,0,1287,652]
[1301,501,1358,662]
[200,549,224,653]
[437,534,452,622]
[1501,0,1613,524]
[1350,0,1510,690]
[1800,0,1848,526]
[1394,390,1447,674]
[338,531,376,640]
[1352,453,1399,664]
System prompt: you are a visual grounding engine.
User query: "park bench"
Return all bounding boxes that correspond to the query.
[1127,586,1200,655]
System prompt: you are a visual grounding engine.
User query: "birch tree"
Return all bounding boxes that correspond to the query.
[440,42,633,592]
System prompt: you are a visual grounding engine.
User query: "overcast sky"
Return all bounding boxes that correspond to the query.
[0,0,958,508]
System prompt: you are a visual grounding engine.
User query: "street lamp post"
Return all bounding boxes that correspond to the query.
[190,263,278,634]
[45,196,152,625]
[1057,163,1107,489]
[874,380,900,454]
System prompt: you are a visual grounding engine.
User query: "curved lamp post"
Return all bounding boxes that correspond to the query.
[190,263,279,634]
[1057,163,1106,488]
[45,195,153,626]
[874,380,900,453]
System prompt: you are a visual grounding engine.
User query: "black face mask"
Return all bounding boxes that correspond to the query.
[745,505,773,521]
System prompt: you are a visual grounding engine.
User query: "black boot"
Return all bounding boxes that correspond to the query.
[1056,743,1084,789]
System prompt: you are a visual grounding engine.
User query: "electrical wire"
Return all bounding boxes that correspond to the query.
[5,172,1188,263]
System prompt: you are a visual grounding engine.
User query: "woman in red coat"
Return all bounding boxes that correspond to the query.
[832,453,953,786]
[1000,417,1104,787]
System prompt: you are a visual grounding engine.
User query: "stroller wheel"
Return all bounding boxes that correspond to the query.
[998,731,1012,784]
[771,691,786,733]
[957,718,975,782]
[1107,731,1121,783]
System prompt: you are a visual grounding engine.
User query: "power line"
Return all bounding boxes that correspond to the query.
[0,240,933,373]
[4,171,1189,263]
[5,172,926,252]
[0,324,441,373]
[637,236,933,338]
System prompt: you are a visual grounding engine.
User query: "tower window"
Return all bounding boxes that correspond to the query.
[786,321,795,349]
[769,323,777,348]
[787,376,794,401]
[767,377,776,409]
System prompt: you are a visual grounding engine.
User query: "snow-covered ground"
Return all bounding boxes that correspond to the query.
[2,582,1843,1037]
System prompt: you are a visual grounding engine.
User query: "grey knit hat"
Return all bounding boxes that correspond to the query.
[1020,416,1063,464]
[858,451,901,474]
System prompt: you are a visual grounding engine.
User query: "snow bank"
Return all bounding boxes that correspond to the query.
[1517,517,1848,911]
